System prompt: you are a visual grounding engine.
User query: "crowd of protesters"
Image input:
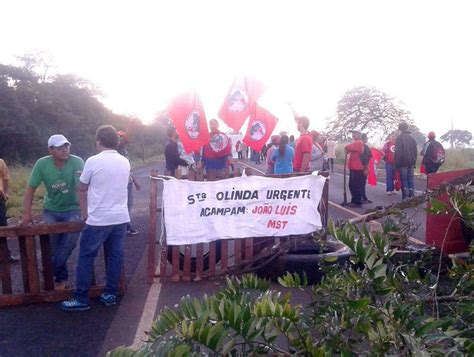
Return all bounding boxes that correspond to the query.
[0,115,446,312]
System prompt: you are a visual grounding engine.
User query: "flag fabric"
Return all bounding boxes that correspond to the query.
[168,92,210,154]
[242,105,278,152]
[218,77,265,131]
[367,148,384,186]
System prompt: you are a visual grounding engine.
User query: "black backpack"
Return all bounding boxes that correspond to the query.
[360,144,372,166]
[429,141,446,165]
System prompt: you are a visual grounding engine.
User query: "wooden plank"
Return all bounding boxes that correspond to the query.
[208,242,216,277]
[220,240,228,275]
[234,239,241,267]
[39,235,55,291]
[0,222,83,238]
[171,246,180,282]
[18,236,30,293]
[25,236,41,293]
[148,170,158,284]
[0,286,106,308]
[245,238,253,259]
[0,237,12,294]
[195,243,204,280]
[182,245,192,282]
[159,245,168,283]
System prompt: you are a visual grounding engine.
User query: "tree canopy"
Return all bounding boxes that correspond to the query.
[327,86,413,142]
[0,62,165,163]
[440,129,472,148]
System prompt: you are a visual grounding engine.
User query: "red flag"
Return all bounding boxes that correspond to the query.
[168,92,210,154]
[368,148,384,186]
[242,105,278,151]
[218,77,265,131]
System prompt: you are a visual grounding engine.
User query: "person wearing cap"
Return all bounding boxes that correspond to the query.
[22,134,84,289]
[265,135,280,174]
[344,130,365,207]
[420,131,443,174]
[394,121,418,200]
[293,116,313,172]
[117,131,141,235]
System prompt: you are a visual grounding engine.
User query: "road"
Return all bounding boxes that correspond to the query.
[0,159,429,356]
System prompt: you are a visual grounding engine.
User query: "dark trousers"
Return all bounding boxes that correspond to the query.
[349,170,365,205]
[362,173,368,201]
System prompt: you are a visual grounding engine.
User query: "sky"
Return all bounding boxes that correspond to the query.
[1,0,473,140]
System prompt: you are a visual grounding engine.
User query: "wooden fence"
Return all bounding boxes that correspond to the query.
[147,167,329,283]
[0,222,125,307]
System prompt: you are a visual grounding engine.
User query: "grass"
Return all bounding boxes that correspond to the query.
[6,165,44,219]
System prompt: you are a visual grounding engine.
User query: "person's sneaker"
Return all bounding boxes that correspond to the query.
[346,202,362,208]
[127,228,139,235]
[8,255,20,263]
[100,293,117,306]
[362,199,373,204]
[61,299,90,311]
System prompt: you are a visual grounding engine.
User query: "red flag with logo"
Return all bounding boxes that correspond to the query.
[218,77,265,131]
[368,148,384,186]
[242,105,278,151]
[168,92,210,154]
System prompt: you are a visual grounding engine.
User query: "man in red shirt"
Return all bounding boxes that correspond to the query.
[293,116,312,172]
[344,130,364,207]
[382,133,396,194]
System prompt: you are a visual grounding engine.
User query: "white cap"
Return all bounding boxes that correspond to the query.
[48,134,71,148]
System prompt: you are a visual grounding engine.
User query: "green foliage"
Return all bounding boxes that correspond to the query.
[327,86,412,142]
[110,189,474,356]
[440,148,474,172]
[0,63,167,164]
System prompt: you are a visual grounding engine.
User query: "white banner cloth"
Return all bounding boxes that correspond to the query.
[163,174,326,245]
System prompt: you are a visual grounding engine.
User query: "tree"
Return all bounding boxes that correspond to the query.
[327,86,413,142]
[440,129,472,148]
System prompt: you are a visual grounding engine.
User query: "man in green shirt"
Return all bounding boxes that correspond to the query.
[22,134,84,289]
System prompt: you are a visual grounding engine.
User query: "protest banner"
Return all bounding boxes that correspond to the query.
[163,174,326,245]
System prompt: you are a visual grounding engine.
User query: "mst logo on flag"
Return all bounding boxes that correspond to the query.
[168,92,210,153]
[228,88,249,113]
[210,132,230,153]
[185,110,201,139]
[218,76,265,132]
[243,105,278,151]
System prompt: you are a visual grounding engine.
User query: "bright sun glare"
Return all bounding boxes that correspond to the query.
[1,0,473,137]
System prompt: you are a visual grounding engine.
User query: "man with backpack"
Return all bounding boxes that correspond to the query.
[394,122,418,200]
[421,132,445,174]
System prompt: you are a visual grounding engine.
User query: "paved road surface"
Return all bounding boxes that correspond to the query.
[0,159,429,356]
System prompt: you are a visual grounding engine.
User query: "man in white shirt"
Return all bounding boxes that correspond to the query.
[62,125,130,311]
[326,136,337,173]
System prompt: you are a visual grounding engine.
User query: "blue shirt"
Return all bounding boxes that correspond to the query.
[271,145,294,174]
